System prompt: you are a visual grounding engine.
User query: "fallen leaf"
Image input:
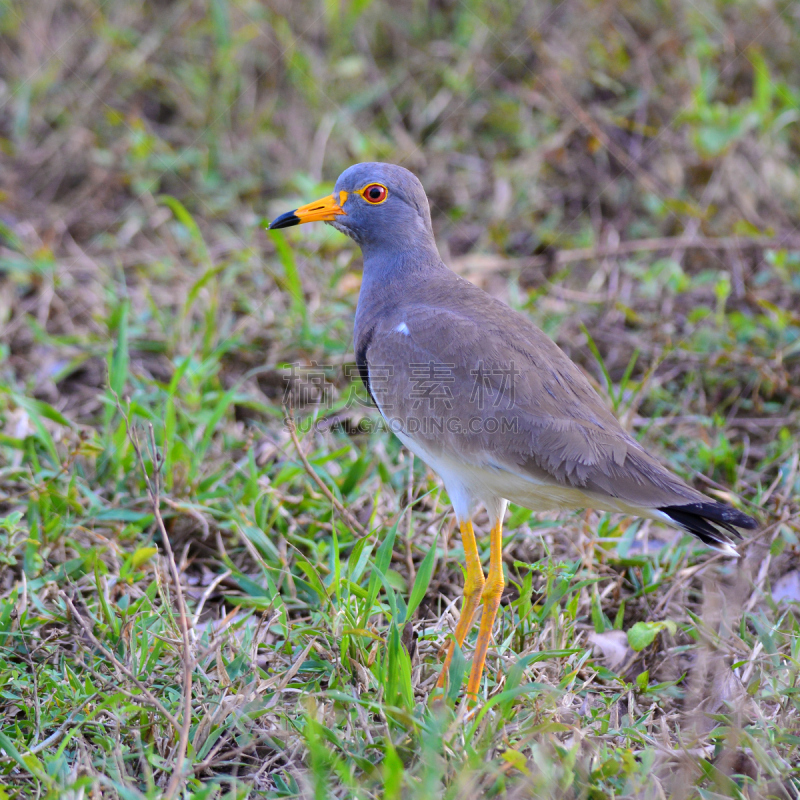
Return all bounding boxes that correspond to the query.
[588,630,630,669]
[772,570,800,604]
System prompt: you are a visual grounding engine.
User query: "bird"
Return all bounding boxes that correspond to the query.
[269,162,757,703]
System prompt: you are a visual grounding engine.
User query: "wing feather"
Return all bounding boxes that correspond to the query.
[363,295,704,510]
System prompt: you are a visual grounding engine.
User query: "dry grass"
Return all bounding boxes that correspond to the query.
[1,0,800,796]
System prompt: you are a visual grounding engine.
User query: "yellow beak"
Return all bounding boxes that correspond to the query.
[268,191,348,229]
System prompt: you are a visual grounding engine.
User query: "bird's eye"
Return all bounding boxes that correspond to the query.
[361,183,388,204]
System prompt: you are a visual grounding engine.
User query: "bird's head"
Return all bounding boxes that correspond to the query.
[269,163,434,252]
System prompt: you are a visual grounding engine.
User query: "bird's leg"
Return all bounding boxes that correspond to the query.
[465,517,504,702]
[434,520,485,692]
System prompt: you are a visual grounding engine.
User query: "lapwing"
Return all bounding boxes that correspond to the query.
[269,163,757,702]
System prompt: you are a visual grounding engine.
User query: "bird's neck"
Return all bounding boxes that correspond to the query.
[355,243,448,337]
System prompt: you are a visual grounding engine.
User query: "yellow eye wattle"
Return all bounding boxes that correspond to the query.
[360,183,388,204]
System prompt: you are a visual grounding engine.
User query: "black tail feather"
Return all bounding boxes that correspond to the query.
[660,501,757,550]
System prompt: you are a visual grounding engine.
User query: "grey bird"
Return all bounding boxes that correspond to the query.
[269,162,757,701]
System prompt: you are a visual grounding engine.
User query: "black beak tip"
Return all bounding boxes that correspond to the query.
[268,210,301,230]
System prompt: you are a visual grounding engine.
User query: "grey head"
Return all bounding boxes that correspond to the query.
[330,163,434,252]
[269,162,437,260]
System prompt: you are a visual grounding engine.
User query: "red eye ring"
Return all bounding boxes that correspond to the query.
[361,183,388,204]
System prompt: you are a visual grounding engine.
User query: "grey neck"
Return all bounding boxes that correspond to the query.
[354,242,447,337]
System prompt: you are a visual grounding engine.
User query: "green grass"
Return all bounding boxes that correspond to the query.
[2,0,800,796]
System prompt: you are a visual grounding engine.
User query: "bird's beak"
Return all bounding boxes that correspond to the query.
[268,191,348,230]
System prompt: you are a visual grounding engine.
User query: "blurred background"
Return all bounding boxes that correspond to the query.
[2,0,800,796]
[3,0,800,423]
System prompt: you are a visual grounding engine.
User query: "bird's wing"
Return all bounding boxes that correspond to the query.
[362,292,705,511]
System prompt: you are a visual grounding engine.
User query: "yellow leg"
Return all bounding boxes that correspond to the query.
[465,517,504,702]
[435,521,485,692]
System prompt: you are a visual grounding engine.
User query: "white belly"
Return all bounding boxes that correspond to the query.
[387,417,660,524]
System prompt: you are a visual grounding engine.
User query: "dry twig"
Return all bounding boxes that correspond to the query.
[452,234,800,278]
[121,407,195,799]
[63,595,182,733]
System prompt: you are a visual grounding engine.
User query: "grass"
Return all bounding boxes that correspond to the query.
[2,0,800,796]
